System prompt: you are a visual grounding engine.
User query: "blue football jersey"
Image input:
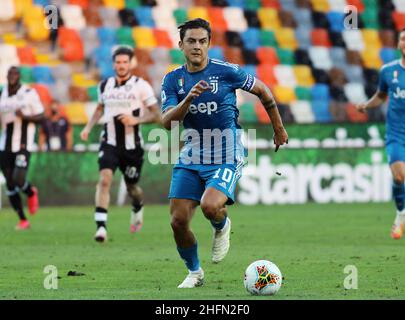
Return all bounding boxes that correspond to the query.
[161,58,256,166]
[378,59,405,144]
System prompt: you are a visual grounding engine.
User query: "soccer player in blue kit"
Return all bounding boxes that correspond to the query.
[357,28,405,239]
[161,19,289,288]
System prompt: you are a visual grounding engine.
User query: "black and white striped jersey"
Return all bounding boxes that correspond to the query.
[0,85,44,152]
[98,76,158,150]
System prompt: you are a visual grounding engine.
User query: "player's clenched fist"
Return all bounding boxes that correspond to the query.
[273,128,289,152]
[356,103,367,113]
[186,80,211,100]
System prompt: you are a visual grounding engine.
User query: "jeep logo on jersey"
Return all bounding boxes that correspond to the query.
[189,101,218,115]
[393,87,405,99]
[209,76,219,94]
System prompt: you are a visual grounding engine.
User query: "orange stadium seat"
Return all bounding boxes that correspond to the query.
[257,64,278,87]
[224,47,244,65]
[311,28,332,47]
[346,0,364,13]
[31,84,53,107]
[58,27,84,61]
[17,47,37,65]
[261,0,281,9]
[208,7,228,31]
[211,30,227,47]
[256,47,279,65]
[68,0,90,9]
[346,103,368,122]
[392,11,405,31]
[153,29,173,48]
[254,102,271,124]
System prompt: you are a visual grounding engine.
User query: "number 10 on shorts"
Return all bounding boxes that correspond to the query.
[213,168,234,183]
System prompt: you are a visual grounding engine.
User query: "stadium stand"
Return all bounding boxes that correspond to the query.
[0,0,402,124]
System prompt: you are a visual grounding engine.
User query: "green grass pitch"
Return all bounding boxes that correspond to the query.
[0,203,404,300]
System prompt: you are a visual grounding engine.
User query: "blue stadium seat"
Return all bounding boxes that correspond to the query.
[311,100,333,122]
[227,0,245,8]
[209,47,225,61]
[33,0,50,6]
[93,45,114,66]
[241,28,260,50]
[327,12,345,32]
[32,65,54,85]
[134,7,155,27]
[295,26,311,49]
[380,47,399,64]
[242,64,257,77]
[279,0,296,11]
[311,84,330,101]
[99,64,115,80]
[97,27,117,45]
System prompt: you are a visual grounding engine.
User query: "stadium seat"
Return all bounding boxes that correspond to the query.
[361,49,383,69]
[311,83,330,101]
[392,11,405,31]
[393,0,405,12]
[294,49,312,65]
[254,102,272,124]
[342,30,365,51]
[224,47,244,65]
[150,47,171,65]
[65,102,88,124]
[329,47,347,69]
[311,28,332,47]
[259,30,277,47]
[293,65,315,86]
[379,29,397,48]
[275,28,298,50]
[311,68,329,83]
[99,7,121,28]
[274,65,296,87]
[257,8,281,29]
[58,27,84,62]
[0,0,15,21]
[295,86,312,101]
[295,27,312,49]
[326,11,345,32]
[116,27,135,46]
[31,84,53,107]
[261,0,281,9]
[97,27,117,45]
[173,8,188,25]
[118,8,138,27]
[311,11,329,29]
[125,0,141,9]
[17,47,37,65]
[327,0,346,11]
[208,7,228,31]
[256,47,279,65]
[223,7,248,32]
[362,29,381,50]
[342,64,364,84]
[244,9,261,28]
[289,100,315,123]
[242,64,257,77]
[242,49,259,65]
[293,8,313,29]
[309,47,332,70]
[169,49,185,65]
[225,31,243,47]
[380,47,400,64]
[241,28,261,51]
[311,99,333,122]
[328,67,347,87]
[329,31,346,47]
[20,66,34,83]
[279,9,297,28]
[103,0,125,10]
[153,29,173,48]
[277,48,295,65]
[346,49,362,65]
[361,6,379,29]
[209,47,225,61]
[32,66,55,85]
[257,64,278,87]
[61,4,87,30]
[132,27,156,49]
[273,85,296,104]
[188,7,209,22]
[68,0,89,9]
[344,83,368,104]
[346,0,364,13]
[239,102,259,122]
[330,84,348,102]
[310,0,329,12]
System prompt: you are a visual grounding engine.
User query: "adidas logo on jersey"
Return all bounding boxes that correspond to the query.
[189,101,218,115]
[393,87,405,99]
[218,182,227,189]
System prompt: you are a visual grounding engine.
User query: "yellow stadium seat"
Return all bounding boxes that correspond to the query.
[65,103,88,124]
[310,0,330,12]
[72,73,98,87]
[362,29,382,49]
[273,86,296,104]
[275,28,298,50]
[188,7,210,22]
[361,50,382,69]
[3,34,27,47]
[293,65,315,86]
[22,5,44,26]
[103,0,125,10]
[166,64,181,73]
[257,8,280,30]
[132,27,156,49]
[26,22,50,42]
[13,0,32,19]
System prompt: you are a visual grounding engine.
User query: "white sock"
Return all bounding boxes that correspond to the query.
[130,207,143,225]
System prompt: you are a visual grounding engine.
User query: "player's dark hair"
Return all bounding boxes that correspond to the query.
[8,66,20,74]
[178,18,211,41]
[112,46,134,61]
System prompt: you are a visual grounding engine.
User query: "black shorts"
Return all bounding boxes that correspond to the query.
[98,143,144,184]
[0,150,31,173]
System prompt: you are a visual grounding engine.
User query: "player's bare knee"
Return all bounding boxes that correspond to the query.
[200,201,221,220]
[98,175,112,190]
[170,215,189,233]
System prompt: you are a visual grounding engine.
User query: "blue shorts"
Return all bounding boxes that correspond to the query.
[386,142,405,165]
[168,163,244,205]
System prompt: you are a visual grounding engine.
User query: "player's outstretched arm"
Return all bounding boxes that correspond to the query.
[161,80,211,130]
[250,79,288,152]
[118,103,161,126]
[356,90,387,113]
[80,103,104,141]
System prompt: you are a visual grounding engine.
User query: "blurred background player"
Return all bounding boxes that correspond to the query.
[39,99,72,151]
[0,66,44,230]
[80,46,160,242]
[356,28,405,239]
[161,19,288,288]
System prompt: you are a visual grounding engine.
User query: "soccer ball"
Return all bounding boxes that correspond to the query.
[244,260,282,296]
